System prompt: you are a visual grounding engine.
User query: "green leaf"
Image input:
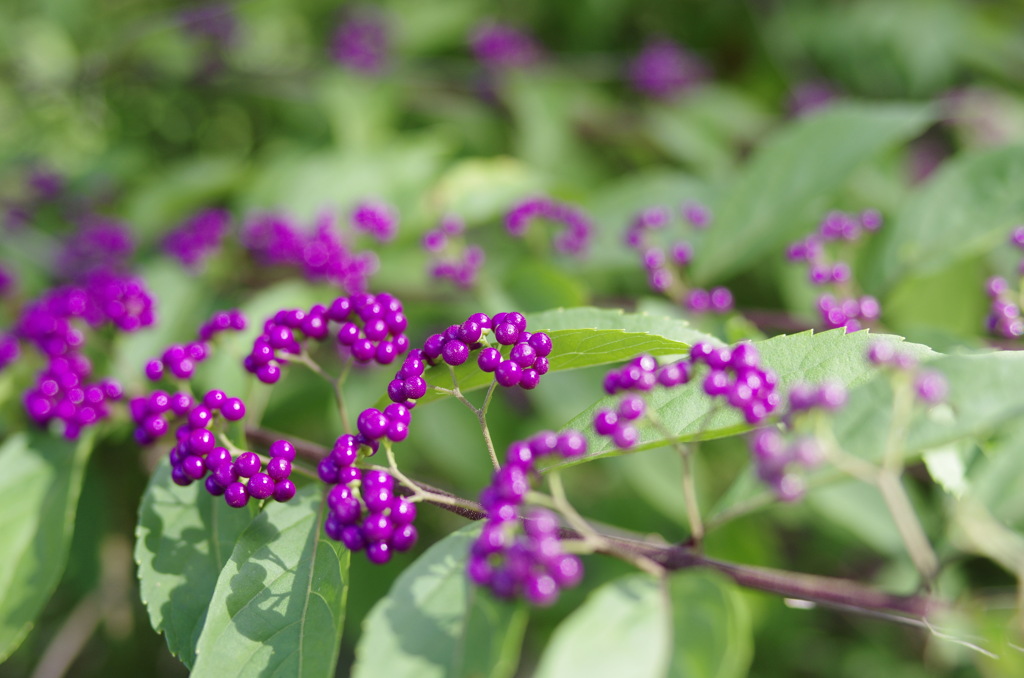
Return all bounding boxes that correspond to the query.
[665,571,753,678]
[415,308,716,406]
[867,146,1024,293]
[535,571,751,678]
[553,329,932,469]
[353,524,527,678]
[0,431,93,662]
[691,102,934,284]
[135,460,257,667]
[191,484,349,678]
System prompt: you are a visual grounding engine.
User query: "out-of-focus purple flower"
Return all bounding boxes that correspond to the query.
[0,265,15,297]
[28,167,64,201]
[470,22,541,69]
[55,217,135,280]
[242,213,306,266]
[628,40,707,100]
[351,201,398,243]
[241,211,379,293]
[505,197,591,255]
[331,12,390,75]
[788,81,838,117]
[422,215,484,288]
[0,334,18,371]
[178,3,237,44]
[164,208,231,271]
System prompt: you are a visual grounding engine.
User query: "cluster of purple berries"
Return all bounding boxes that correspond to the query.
[747,428,821,502]
[985,275,1023,338]
[351,201,398,243]
[146,309,246,381]
[324,462,418,564]
[55,218,135,279]
[468,431,587,605]
[983,227,1024,338]
[866,343,948,404]
[628,39,707,100]
[163,208,231,271]
[422,215,485,288]
[746,381,847,501]
[13,271,153,437]
[505,197,592,255]
[624,202,732,313]
[593,355,692,449]
[786,209,883,332]
[422,311,553,390]
[330,10,389,75]
[386,350,428,404]
[469,22,541,69]
[690,342,780,423]
[167,390,297,507]
[245,293,409,383]
[241,212,379,293]
[23,354,123,439]
[355,402,412,446]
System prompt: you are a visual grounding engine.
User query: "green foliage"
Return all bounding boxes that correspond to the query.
[191,484,349,677]
[353,524,527,678]
[0,432,92,661]
[136,460,257,667]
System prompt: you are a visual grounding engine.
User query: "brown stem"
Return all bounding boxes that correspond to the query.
[243,426,940,619]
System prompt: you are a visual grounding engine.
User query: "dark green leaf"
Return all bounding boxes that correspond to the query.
[353,524,528,678]
[0,431,93,661]
[665,570,753,678]
[691,102,934,284]
[135,460,257,667]
[191,484,349,678]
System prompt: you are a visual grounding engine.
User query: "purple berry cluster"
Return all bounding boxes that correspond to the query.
[505,197,592,255]
[420,311,552,390]
[163,208,231,271]
[13,271,152,437]
[55,217,135,280]
[131,390,201,444]
[351,201,398,243]
[166,390,297,507]
[330,11,389,75]
[747,428,821,502]
[146,309,246,381]
[324,462,418,564]
[628,39,707,100]
[468,431,587,605]
[178,3,237,44]
[690,342,780,422]
[593,355,692,450]
[386,350,428,404]
[786,209,883,332]
[23,355,123,439]
[469,22,541,69]
[241,212,379,293]
[624,202,732,313]
[746,381,847,501]
[866,343,948,404]
[245,293,409,383]
[355,402,412,447]
[982,227,1024,338]
[984,276,1022,338]
[422,215,485,288]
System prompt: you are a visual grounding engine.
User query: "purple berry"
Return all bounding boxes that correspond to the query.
[442,340,469,366]
[478,347,502,372]
[221,397,246,420]
[224,482,249,508]
[390,524,417,551]
[247,473,275,500]
[357,408,389,439]
[234,451,261,478]
[273,479,296,502]
[495,360,522,387]
[266,457,291,481]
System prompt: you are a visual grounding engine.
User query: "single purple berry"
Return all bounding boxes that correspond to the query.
[247,473,275,500]
[442,340,469,366]
[273,479,296,502]
[224,482,249,508]
[357,408,389,439]
[221,397,246,420]
[234,451,261,478]
[478,347,502,372]
[390,524,417,551]
[266,457,291,481]
[188,405,213,429]
[495,360,522,387]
